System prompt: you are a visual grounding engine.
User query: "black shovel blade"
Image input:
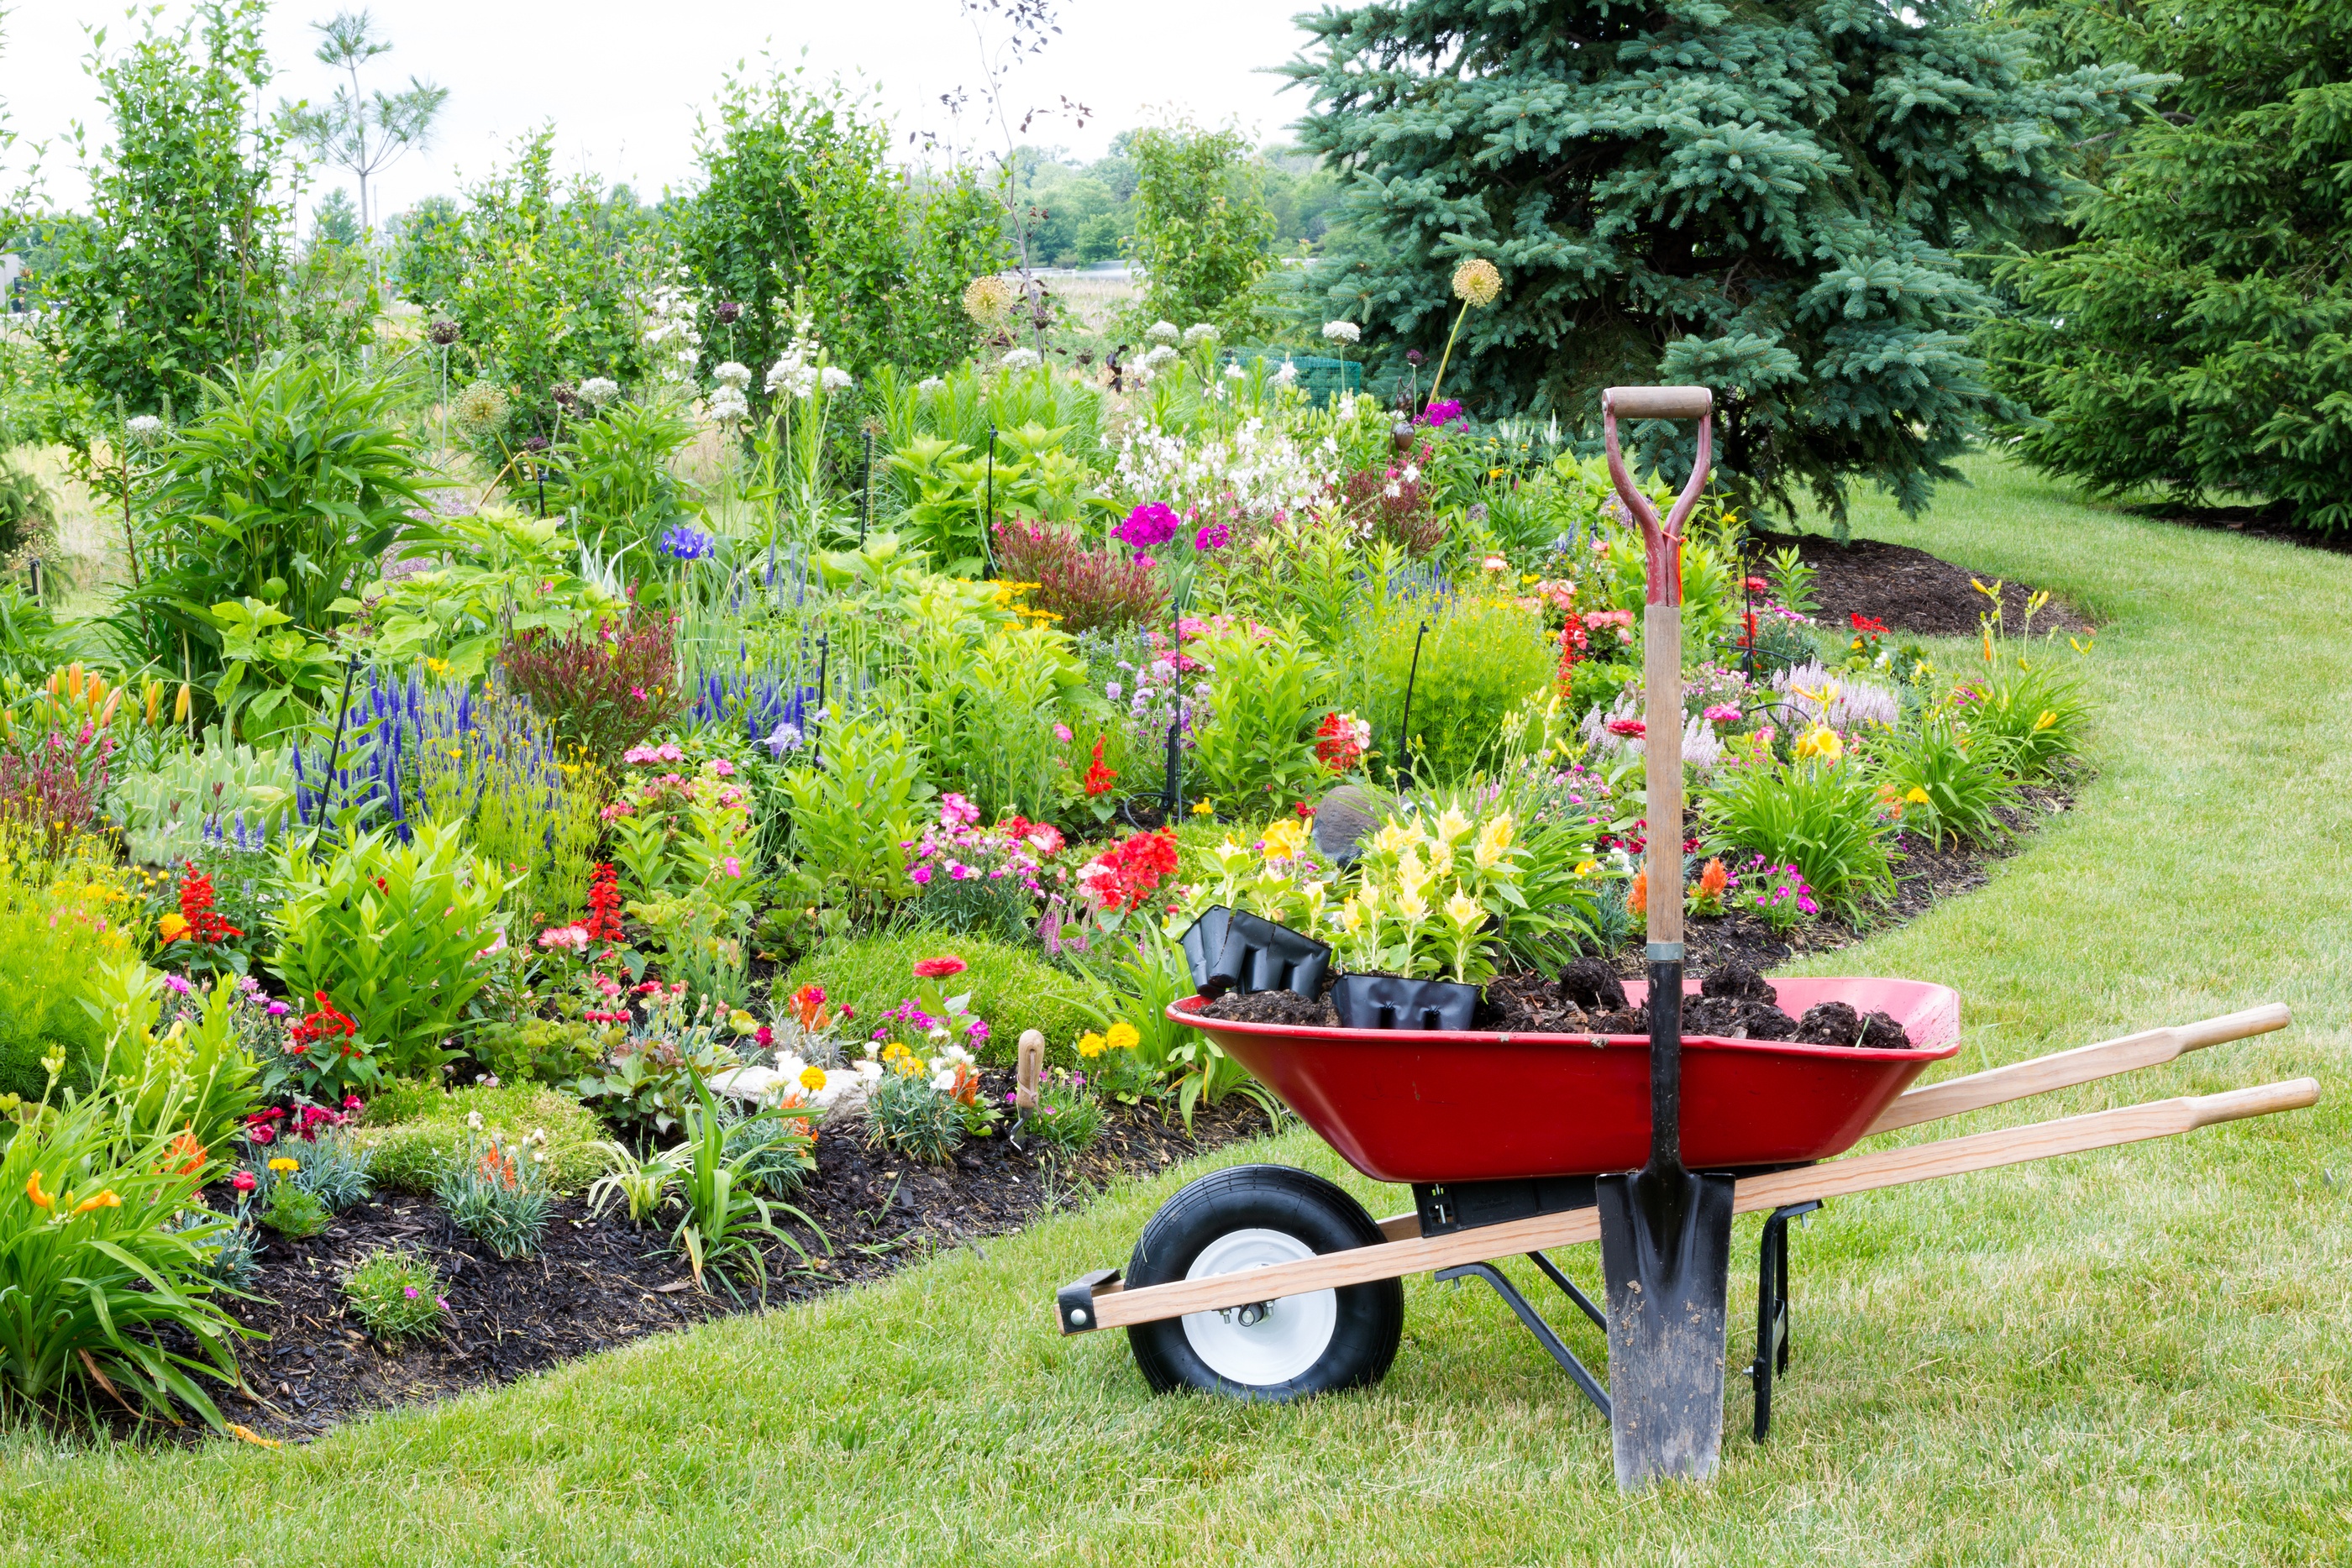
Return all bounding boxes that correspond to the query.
[1594,1167,1737,1488]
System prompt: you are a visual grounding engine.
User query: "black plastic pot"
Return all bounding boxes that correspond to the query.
[1178,906,1234,993]
[1203,911,1331,1002]
[1330,973,1482,1031]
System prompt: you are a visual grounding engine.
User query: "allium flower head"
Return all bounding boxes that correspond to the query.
[916,376,946,396]
[1321,320,1362,344]
[1452,257,1504,307]
[124,413,166,447]
[714,300,743,325]
[821,365,853,391]
[712,361,753,390]
[709,386,750,424]
[452,380,511,436]
[427,317,461,346]
[963,274,1016,323]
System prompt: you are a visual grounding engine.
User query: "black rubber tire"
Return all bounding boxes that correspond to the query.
[1126,1163,1404,1401]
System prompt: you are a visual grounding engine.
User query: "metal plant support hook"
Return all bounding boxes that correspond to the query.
[982,424,997,580]
[1395,621,1429,787]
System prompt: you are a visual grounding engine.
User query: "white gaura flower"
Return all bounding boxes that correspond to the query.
[1321,320,1361,344]
[821,365,853,391]
[1146,321,1180,344]
[1223,362,1245,380]
[1000,347,1042,371]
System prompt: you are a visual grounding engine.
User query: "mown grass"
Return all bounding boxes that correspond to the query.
[1,452,2346,1565]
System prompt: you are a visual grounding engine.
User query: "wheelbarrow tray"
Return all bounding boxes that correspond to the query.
[1169,976,1961,1184]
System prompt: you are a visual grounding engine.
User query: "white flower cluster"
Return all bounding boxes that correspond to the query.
[709,386,749,424]
[1135,343,1179,375]
[916,376,946,396]
[999,347,1042,372]
[713,361,753,390]
[1146,320,1181,344]
[124,413,166,448]
[578,376,621,407]
[765,314,826,399]
[1772,662,1901,731]
[1113,412,1341,524]
[1182,323,1217,346]
[637,276,702,380]
[1322,319,1362,344]
[821,365,853,392]
[1273,357,1299,387]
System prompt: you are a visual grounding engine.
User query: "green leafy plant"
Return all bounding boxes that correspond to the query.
[867,1063,966,1165]
[258,1175,330,1239]
[287,1128,374,1212]
[585,1141,681,1226]
[720,1104,818,1197]
[108,726,297,865]
[543,399,700,559]
[355,1081,604,1194]
[1869,715,2016,850]
[0,1070,252,1430]
[777,715,936,918]
[1188,621,1333,812]
[670,1076,818,1297]
[342,1248,449,1342]
[1963,634,2096,782]
[1018,1068,1102,1156]
[1701,757,1899,924]
[434,1129,553,1259]
[82,964,262,1158]
[270,822,514,1078]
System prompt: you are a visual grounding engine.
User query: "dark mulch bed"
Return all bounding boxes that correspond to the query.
[1750,532,2092,637]
[2132,501,2352,557]
[202,1072,1265,1443]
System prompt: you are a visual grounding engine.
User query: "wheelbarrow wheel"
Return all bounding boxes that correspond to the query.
[1126,1163,1403,1401]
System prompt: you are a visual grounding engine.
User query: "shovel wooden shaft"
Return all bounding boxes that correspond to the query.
[1058,1079,2320,1331]
[1642,603,1684,943]
[1867,1004,2292,1134]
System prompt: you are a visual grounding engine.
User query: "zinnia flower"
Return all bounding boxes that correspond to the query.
[912,955,969,979]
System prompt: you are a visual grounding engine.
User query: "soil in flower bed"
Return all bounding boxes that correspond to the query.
[1751,531,2092,637]
[197,1072,1266,1443]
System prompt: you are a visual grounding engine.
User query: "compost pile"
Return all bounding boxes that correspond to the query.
[1203,962,1913,1049]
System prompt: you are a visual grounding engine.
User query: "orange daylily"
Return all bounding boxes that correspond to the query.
[71,1190,120,1216]
[24,1171,54,1209]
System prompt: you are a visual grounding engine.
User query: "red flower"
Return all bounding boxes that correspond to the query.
[1312,711,1364,773]
[1745,575,1770,593]
[1081,736,1118,797]
[912,956,969,979]
[1849,612,1889,637]
[173,864,244,946]
[1077,830,1181,913]
[583,862,626,945]
[232,1171,257,1193]
[1605,717,1646,738]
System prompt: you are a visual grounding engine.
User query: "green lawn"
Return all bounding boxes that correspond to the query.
[4,454,2347,1565]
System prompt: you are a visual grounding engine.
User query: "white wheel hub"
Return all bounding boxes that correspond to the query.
[1179,1227,1337,1386]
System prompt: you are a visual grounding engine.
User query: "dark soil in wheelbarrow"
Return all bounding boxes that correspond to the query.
[1749,531,2092,637]
[1201,962,1911,1048]
[188,1072,1267,1444]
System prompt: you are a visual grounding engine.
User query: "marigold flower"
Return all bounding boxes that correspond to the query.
[1105,1020,1140,1054]
[1076,1031,1107,1058]
[268,1157,299,1175]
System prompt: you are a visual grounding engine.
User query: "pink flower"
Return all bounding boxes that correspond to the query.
[909,867,932,886]
[1053,723,1073,743]
[232,1171,257,1193]
[912,956,969,978]
[722,856,743,878]
[711,758,735,776]
[1704,705,1742,724]
[631,686,648,701]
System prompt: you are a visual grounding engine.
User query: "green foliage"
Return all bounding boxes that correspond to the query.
[0,867,128,1103]
[434,1130,552,1259]
[867,1066,965,1165]
[543,398,699,561]
[885,424,1109,577]
[1701,758,1899,923]
[258,1177,329,1239]
[286,1128,374,1212]
[1353,598,1552,786]
[355,1080,604,1195]
[1188,622,1333,812]
[675,68,997,389]
[893,592,1084,820]
[108,727,296,866]
[777,715,935,917]
[1963,642,2097,781]
[0,1079,250,1429]
[121,356,428,709]
[1291,1,2164,522]
[270,822,513,1079]
[585,1140,680,1225]
[1988,2,2352,527]
[84,964,262,1157]
[361,507,617,682]
[403,129,655,429]
[1123,119,1278,338]
[342,1248,447,1341]
[1019,1069,1102,1156]
[32,2,319,422]
[1868,715,2017,850]
[719,1102,818,1197]
[470,1018,604,1088]
[670,1076,816,1296]
[780,931,1099,1070]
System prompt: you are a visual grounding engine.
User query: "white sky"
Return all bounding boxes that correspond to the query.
[3,1,1325,222]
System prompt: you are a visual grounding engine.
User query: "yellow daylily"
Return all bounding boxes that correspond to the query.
[1793,726,1843,763]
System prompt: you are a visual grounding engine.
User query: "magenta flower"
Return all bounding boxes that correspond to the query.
[1116,502,1180,548]
[1193,522,1230,551]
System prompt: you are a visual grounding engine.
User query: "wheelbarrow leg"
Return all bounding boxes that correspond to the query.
[1749,1200,1819,1442]
[1437,1261,1612,1421]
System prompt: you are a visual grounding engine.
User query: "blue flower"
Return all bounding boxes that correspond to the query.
[764,721,804,758]
[661,526,715,561]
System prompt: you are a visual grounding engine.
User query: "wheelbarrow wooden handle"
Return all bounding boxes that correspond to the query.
[1604,385,1714,421]
[1866,1004,2292,1135]
[1061,1079,2320,1332]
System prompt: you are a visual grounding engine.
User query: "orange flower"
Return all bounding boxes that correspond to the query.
[1629,869,1648,919]
[162,1129,207,1177]
[1697,858,1729,899]
[71,1189,121,1216]
[24,1171,54,1209]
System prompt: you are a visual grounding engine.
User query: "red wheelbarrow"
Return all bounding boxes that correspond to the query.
[1053,992,2313,1453]
[1051,383,2321,1487]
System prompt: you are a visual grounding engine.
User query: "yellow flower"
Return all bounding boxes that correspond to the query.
[268,1157,298,1175]
[2032,710,2056,732]
[70,1189,120,1216]
[799,1065,827,1092]
[1105,1020,1141,1054]
[1573,859,1598,877]
[1369,821,1420,855]
[1473,814,1514,869]
[156,912,191,942]
[1793,726,1843,763]
[1190,800,1214,815]
[1432,807,1473,844]
[1076,1031,1107,1059]
[424,657,452,676]
[1904,786,1932,806]
[1444,891,1483,929]
[729,1010,759,1036]
[1260,819,1309,863]
[1394,886,1430,924]
[1451,257,1503,307]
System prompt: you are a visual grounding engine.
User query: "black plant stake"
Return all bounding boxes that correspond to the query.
[810,631,831,770]
[307,655,360,833]
[1395,620,1429,787]
[861,427,875,545]
[1162,588,1186,819]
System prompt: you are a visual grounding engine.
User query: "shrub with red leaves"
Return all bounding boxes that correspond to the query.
[501,613,686,765]
[1338,456,1447,556]
[994,522,1168,634]
[0,731,113,854]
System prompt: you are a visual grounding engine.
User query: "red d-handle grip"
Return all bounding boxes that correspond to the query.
[1602,385,1714,607]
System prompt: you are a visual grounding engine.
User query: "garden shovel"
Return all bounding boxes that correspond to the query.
[1591,385,1738,1491]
